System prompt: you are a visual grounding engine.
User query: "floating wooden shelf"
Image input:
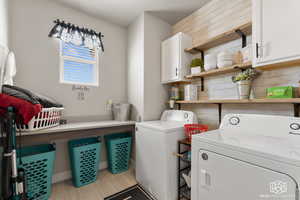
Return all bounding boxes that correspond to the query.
[176,98,300,104]
[164,80,191,85]
[176,98,300,123]
[185,22,252,54]
[185,61,252,79]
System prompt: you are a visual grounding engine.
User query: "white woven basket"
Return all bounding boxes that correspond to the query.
[17,107,64,132]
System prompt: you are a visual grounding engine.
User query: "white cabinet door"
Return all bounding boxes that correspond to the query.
[194,150,297,200]
[161,34,180,83]
[253,0,300,67]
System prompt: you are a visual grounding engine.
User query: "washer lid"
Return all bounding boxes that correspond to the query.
[193,129,300,166]
[136,121,185,132]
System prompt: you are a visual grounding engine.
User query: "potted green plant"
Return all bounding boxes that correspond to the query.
[232,68,260,99]
[190,58,204,75]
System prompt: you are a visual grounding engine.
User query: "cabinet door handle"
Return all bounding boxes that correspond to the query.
[256,43,259,58]
[176,68,178,76]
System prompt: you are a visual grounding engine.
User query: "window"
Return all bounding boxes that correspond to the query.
[60,41,99,86]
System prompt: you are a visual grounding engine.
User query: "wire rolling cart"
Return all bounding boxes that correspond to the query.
[175,139,191,200]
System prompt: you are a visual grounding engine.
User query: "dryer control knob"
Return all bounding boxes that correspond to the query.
[290,123,300,130]
[202,153,208,160]
[229,117,240,125]
[184,113,189,119]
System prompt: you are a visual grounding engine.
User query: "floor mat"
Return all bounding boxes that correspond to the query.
[104,184,155,200]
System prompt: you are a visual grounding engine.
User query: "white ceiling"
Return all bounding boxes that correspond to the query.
[52,0,211,26]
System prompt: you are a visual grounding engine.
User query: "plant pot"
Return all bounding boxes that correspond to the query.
[237,80,252,99]
[191,66,202,75]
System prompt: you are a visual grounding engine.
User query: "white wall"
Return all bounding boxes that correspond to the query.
[127,14,144,121]
[9,0,128,179]
[143,12,171,120]
[127,12,171,121]
[0,0,9,46]
[10,0,128,121]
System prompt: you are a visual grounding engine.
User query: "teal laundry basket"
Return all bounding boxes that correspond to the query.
[105,133,132,174]
[17,144,56,200]
[68,137,101,187]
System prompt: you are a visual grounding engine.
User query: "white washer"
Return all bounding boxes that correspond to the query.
[136,110,198,200]
[192,114,300,200]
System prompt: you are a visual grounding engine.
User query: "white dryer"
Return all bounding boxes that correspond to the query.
[136,110,198,200]
[192,114,300,200]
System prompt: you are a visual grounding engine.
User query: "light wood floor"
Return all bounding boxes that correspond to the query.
[49,168,137,200]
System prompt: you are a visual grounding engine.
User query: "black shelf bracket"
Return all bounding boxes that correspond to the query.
[235,29,247,48]
[177,103,181,110]
[200,50,205,91]
[294,103,300,117]
[217,104,222,124]
[200,77,204,91]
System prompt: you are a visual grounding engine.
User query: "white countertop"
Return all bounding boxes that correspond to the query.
[22,120,136,136]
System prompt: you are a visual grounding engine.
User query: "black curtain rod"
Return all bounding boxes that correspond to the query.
[52,19,104,38]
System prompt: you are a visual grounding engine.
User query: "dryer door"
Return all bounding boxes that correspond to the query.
[195,150,298,200]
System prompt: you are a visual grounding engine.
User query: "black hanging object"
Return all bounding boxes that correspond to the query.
[200,50,205,91]
[61,21,66,28]
[98,32,104,52]
[48,22,60,37]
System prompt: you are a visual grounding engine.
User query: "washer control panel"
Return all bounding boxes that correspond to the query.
[161,110,198,124]
[220,114,300,139]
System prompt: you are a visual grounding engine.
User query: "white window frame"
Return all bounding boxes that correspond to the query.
[59,41,99,87]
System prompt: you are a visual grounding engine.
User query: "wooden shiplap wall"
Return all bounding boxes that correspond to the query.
[172,0,300,129]
[172,0,252,47]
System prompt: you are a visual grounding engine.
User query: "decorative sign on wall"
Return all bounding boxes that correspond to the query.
[72,85,90,101]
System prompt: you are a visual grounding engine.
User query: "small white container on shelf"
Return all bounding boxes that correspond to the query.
[204,54,217,71]
[184,84,198,101]
[217,50,233,68]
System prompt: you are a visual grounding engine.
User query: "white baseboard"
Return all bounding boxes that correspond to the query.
[52,170,71,184]
[52,161,108,184]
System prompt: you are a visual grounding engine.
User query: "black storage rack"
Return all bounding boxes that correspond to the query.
[176,139,191,200]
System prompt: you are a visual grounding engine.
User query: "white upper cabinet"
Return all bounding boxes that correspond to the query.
[161,32,192,83]
[252,0,300,67]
